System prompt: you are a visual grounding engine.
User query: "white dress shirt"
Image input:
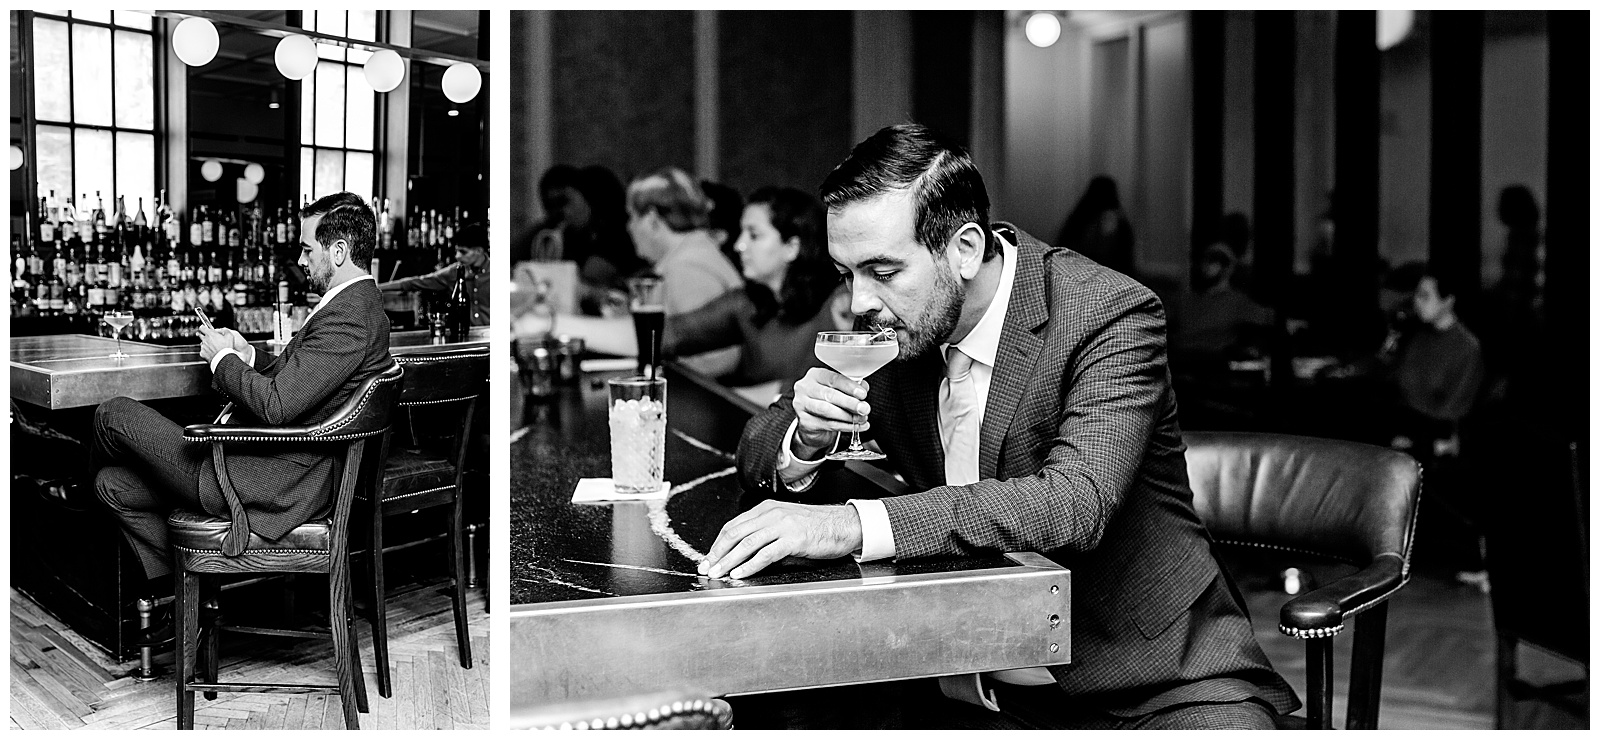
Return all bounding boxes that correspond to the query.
[208,274,376,373]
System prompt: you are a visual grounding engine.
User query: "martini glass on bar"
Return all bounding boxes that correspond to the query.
[103,309,134,360]
[813,330,898,461]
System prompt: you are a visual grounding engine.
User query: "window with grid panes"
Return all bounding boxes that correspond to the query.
[299,10,379,205]
[30,10,156,221]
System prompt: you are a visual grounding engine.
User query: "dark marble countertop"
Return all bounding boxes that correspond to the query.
[509,360,1012,606]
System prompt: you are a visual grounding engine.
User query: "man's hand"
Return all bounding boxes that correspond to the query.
[790,367,871,461]
[698,500,864,579]
[198,327,250,364]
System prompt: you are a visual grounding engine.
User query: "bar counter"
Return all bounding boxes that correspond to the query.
[509,359,1071,726]
[10,327,491,410]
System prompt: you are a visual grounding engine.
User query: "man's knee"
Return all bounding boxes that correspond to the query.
[94,396,140,433]
[96,466,148,513]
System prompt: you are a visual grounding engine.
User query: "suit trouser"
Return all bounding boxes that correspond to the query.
[92,396,207,580]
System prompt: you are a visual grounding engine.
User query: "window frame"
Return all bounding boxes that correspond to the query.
[23,10,160,221]
[298,9,384,204]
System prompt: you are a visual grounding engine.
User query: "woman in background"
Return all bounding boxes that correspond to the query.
[515,186,847,400]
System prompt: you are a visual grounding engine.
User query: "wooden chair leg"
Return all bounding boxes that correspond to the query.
[1305,637,1334,729]
[176,570,201,730]
[201,593,221,701]
[346,570,370,714]
[1346,603,1389,729]
[450,500,473,669]
[370,505,393,698]
[330,569,361,730]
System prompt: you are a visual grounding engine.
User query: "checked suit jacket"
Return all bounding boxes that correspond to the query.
[737,225,1300,717]
[200,277,394,541]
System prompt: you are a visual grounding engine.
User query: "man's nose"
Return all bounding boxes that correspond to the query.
[850,280,882,317]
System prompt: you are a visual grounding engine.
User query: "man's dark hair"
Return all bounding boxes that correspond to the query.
[454,221,488,251]
[819,123,995,260]
[301,191,376,270]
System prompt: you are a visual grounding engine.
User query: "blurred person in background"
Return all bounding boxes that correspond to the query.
[1055,175,1135,276]
[1171,241,1273,370]
[515,186,847,402]
[1386,266,1485,459]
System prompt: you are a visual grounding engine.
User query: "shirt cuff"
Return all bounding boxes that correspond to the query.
[776,419,829,492]
[209,348,240,373]
[847,498,895,562]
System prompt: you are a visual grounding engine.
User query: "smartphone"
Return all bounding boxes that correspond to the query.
[194,307,214,330]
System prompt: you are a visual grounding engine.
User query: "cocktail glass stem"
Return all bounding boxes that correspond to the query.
[846,379,866,452]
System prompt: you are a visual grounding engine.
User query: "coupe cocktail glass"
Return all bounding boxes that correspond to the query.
[814,330,898,461]
[103,310,134,360]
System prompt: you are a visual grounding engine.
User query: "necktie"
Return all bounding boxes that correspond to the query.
[941,346,979,485]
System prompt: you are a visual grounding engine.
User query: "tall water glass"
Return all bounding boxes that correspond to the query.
[608,376,667,493]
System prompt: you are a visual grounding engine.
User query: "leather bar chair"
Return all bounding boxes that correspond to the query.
[1183,431,1422,730]
[168,363,403,730]
[363,345,489,698]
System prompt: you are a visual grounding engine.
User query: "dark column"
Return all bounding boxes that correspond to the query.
[1545,10,1588,443]
[1428,11,1484,297]
[911,10,974,148]
[1191,10,1226,289]
[1254,10,1296,386]
[1333,10,1380,313]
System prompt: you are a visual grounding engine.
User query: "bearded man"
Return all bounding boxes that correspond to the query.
[706,124,1299,730]
[92,191,394,644]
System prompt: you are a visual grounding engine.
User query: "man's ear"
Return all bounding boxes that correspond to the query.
[331,240,349,267]
[950,222,986,281]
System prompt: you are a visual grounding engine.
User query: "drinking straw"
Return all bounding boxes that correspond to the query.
[648,330,658,381]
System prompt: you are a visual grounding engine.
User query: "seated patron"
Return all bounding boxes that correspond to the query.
[91,193,395,643]
[707,124,1297,729]
[1171,242,1273,363]
[515,186,849,400]
[1386,268,1485,459]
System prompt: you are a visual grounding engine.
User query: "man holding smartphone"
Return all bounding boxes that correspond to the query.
[90,192,394,644]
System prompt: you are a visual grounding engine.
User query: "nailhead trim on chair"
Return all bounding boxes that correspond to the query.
[1280,623,1345,639]
[400,395,478,407]
[313,364,401,436]
[380,484,453,501]
[398,349,490,364]
[533,698,731,730]
[174,545,329,555]
[183,364,402,442]
[1213,539,1357,566]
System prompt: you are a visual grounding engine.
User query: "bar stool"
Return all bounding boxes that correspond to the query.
[168,363,403,730]
[363,346,489,697]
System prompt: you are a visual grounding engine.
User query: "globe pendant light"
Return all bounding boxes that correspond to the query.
[441,62,482,104]
[275,33,318,80]
[364,49,406,93]
[172,17,219,67]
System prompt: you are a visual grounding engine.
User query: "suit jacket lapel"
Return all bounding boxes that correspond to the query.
[979,226,1049,480]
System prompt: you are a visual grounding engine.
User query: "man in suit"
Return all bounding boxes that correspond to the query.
[93,192,394,635]
[704,125,1298,729]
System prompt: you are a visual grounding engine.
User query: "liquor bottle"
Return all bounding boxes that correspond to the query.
[190,205,204,248]
[226,208,242,248]
[92,192,109,244]
[201,205,217,248]
[286,200,299,245]
[78,194,95,248]
[133,197,148,243]
[38,196,55,245]
[129,241,146,309]
[13,235,32,314]
[273,206,287,245]
[48,264,65,315]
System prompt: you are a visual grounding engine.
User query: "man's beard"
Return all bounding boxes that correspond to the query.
[307,261,335,294]
[857,261,964,361]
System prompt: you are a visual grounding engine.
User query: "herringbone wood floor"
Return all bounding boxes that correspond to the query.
[10,583,489,730]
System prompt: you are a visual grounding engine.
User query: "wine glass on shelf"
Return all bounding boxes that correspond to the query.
[103,309,135,360]
[813,329,898,461]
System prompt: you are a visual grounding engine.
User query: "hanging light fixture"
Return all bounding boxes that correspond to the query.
[274,33,318,80]
[364,49,406,93]
[243,162,265,185]
[236,177,259,204]
[201,159,224,183]
[447,105,459,117]
[1025,11,1063,49]
[172,17,219,66]
[1376,10,1414,51]
[441,62,482,104]
[9,145,23,171]
[267,89,281,110]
